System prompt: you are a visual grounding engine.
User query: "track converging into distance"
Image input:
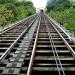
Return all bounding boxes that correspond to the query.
[0,12,75,75]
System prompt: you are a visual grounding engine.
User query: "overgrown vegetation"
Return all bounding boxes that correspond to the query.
[47,0,75,35]
[0,0,36,29]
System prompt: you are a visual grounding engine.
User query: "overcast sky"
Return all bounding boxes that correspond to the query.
[31,0,47,9]
[18,0,47,8]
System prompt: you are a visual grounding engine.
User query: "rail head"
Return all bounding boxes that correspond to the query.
[44,17,65,75]
[45,14,71,41]
[46,15,75,57]
[27,16,41,75]
[0,16,39,63]
[0,14,37,35]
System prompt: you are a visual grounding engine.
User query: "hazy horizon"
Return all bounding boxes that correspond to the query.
[31,0,47,9]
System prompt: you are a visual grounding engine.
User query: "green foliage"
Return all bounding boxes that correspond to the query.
[0,15,6,27]
[47,7,75,33]
[0,0,14,4]
[22,1,33,7]
[0,4,14,27]
[16,1,35,20]
[47,0,75,34]
[0,0,36,28]
[5,3,19,20]
[47,0,71,11]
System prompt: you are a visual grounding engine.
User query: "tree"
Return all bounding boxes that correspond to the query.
[0,15,6,28]
[23,1,33,7]
[46,0,71,11]
[5,3,19,20]
[0,0,14,4]
[0,4,14,27]
[0,0,36,29]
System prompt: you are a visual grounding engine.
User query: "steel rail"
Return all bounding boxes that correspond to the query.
[44,17,61,75]
[0,14,36,35]
[27,15,41,75]
[44,17,65,75]
[51,35,65,75]
[45,14,71,40]
[47,16,75,57]
[0,16,38,63]
[44,14,65,75]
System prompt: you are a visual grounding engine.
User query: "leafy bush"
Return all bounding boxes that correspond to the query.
[0,0,36,28]
[0,4,14,27]
[47,0,75,34]
[48,7,75,33]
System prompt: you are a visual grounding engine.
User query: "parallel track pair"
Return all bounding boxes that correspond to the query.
[0,13,75,75]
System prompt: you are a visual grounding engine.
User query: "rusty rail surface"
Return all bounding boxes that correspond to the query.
[0,13,75,75]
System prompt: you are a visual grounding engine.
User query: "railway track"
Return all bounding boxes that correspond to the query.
[0,13,75,75]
